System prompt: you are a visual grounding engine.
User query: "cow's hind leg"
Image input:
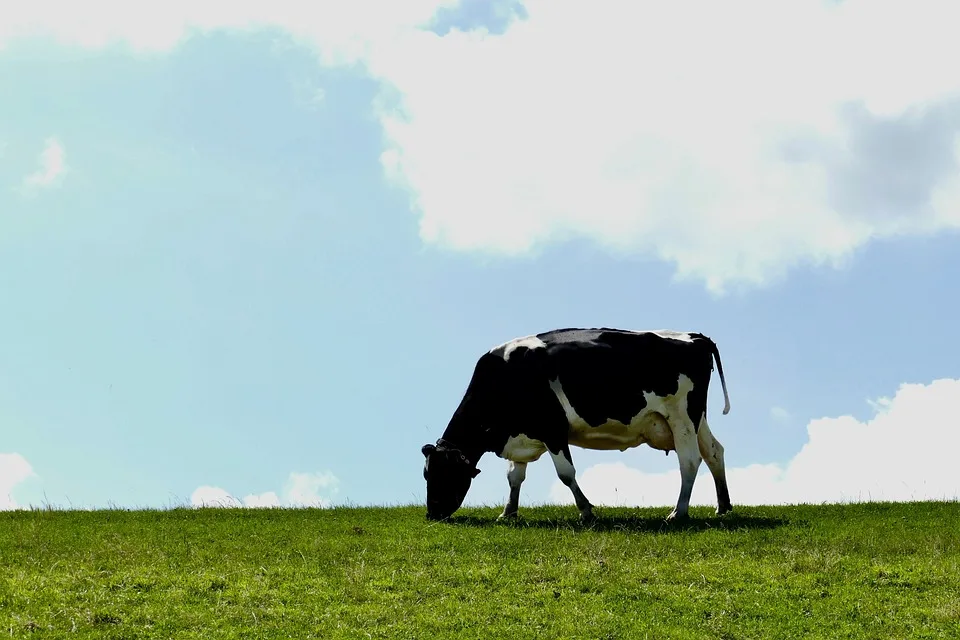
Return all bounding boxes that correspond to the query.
[550,446,594,522]
[667,414,703,521]
[698,417,732,515]
[498,461,527,520]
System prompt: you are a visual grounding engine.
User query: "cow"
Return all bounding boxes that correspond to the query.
[421,328,732,522]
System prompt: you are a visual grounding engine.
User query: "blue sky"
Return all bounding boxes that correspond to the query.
[2,0,960,511]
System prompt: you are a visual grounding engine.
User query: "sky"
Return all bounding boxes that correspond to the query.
[2,0,959,513]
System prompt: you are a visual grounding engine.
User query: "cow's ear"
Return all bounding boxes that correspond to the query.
[471,467,481,478]
[421,444,436,458]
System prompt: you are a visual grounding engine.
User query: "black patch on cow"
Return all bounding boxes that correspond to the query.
[436,328,722,461]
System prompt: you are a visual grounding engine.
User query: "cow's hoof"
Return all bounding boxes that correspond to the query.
[498,511,518,521]
[579,509,595,524]
[666,510,689,523]
[716,503,733,516]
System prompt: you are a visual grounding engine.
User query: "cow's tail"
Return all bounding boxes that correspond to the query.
[707,337,731,415]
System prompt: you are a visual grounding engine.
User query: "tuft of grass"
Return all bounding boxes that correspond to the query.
[2,502,960,638]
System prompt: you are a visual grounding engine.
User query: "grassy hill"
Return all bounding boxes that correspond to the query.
[2,501,959,638]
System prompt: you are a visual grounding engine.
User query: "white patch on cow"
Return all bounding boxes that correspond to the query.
[549,374,696,453]
[647,330,694,343]
[499,434,548,463]
[496,335,547,360]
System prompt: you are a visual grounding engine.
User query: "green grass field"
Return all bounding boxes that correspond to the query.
[2,501,959,638]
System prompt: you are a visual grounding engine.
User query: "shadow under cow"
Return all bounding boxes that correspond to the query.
[444,511,790,534]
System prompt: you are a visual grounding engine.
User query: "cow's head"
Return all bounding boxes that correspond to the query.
[421,442,481,520]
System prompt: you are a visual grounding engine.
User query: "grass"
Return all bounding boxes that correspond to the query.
[2,502,959,638]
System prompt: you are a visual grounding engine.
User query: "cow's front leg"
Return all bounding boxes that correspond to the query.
[498,460,527,519]
[667,416,703,521]
[550,447,594,522]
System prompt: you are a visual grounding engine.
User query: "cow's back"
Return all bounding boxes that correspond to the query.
[532,329,714,428]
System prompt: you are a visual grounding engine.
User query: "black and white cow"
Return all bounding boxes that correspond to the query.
[421,328,732,522]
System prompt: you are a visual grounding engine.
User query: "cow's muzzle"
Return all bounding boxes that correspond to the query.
[426,504,452,521]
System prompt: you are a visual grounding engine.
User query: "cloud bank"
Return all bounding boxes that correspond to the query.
[190,470,340,508]
[372,0,960,293]
[4,2,960,291]
[0,453,35,510]
[550,378,960,508]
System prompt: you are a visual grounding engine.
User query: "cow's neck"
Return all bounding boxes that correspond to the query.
[438,415,485,467]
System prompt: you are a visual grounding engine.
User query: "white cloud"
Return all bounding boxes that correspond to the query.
[551,378,960,507]
[242,491,282,508]
[22,137,67,190]
[190,470,340,508]
[5,2,960,291]
[284,470,340,507]
[930,136,960,224]
[0,1,453,59]
[1,453,35,510]
[371,1,960,293]
[190,485,242,507]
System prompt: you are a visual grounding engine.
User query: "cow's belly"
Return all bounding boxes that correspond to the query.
[549,377,682,453]
[566,410,675,452]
